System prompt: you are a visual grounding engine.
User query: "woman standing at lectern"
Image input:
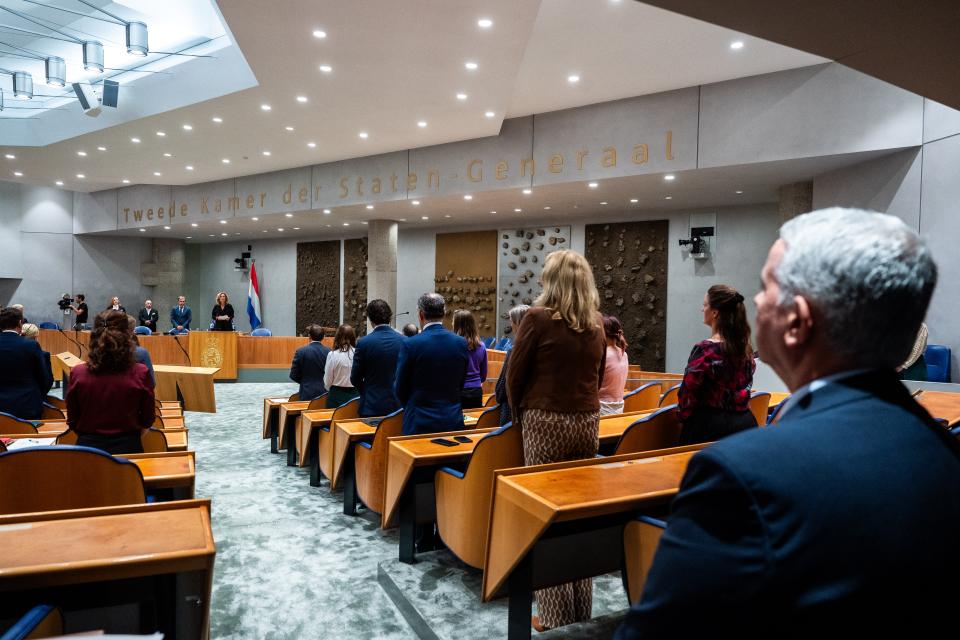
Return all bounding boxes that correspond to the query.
[211,292,235,331]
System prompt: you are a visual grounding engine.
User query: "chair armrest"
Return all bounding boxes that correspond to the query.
[357,441,373,450]
[437,466,465,479]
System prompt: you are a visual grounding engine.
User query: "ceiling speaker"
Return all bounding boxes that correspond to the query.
[72,82,101,117]
[101,80,119,108]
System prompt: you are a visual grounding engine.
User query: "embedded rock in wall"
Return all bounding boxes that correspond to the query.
[296,240,341,334]
[497,226,571,337]
[343,238,369,336]
[585,220,668,372]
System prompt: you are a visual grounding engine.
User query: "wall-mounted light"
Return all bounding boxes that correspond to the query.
[83,41,104,72]
[126,21,148,56]
[13,71,33,99]
[45,56,66,87]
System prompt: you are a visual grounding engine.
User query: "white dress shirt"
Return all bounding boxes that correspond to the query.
[324,347,356,389]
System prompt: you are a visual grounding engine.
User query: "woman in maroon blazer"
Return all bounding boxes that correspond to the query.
[66,311,155,454]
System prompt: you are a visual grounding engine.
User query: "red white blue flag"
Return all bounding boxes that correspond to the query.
[247,261,262,330]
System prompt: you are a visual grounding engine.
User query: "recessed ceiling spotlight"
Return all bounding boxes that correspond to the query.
[362,222,368,225]
[465,61,478,70]
[489,210,496,214]
[730,40,744,50]
[285,213,293,218]
[319,64,332,73]
[260,104,271,111]
[191,222,198,227]
[421,216,429,220]
[185,165,194,171]
[484,111,495,118]
[153,172,161,176]
[587,182,598,188]
[567,74,580,84]
[398,219,406,222]
[251,217,258,221]
[182,124,193,131]
[313,29,326,39]
[221,232,228,237]
[464,194,473,200]
[417,120,427,128]
[323,209,331,214]
[296,95,308,103]
[600,201,608,205]
[156,131,165,137]
[664,195,673,200]
[293,227,301,230]
[343,222,350,226]
[13,171,22,177]
[630,198,638,203]
[186,236,192,239]
[358,131,368,139]
[735,190,744,194]
[76,173,85,179]
[307,142,316,148]
[456,93,468,100]
[366,204,375,210]
[131,137,140,143]
[522,188,532,195]
[121,179,130,183]
[163,153,172,157]
[140,228,146,233]
[212,116,222,123]
[163,225,171,230]
[285,126,295,131]
[222,158,230,164]
[262,150,271,156]
[220,220,227,224]
[77,151,87,156]
[477,18,493,28]
[544,206,551,210]
[55,180,63,186]
[444,214,451,218]
[97,146,106,151]
[514,208,522,212]
[277,227,284,231]
[411,200,420,206]
[664,174,675,181]
[4,154,14,159]
[208,234,214,237]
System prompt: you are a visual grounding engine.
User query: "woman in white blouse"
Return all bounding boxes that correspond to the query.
[324,324,360,408]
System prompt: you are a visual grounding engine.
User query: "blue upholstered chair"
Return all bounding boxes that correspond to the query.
[37,322,59,330]
[319,397,361,486]
[767,397,789,425]
[623,382,662,413]
[623,515,668,605]
[613,405,682,455]
[0,412,39,435]
[482,336,496,348]
[354,409,404,514]
[435,422,525,568]
[251,327,273,336]
[749,391,772,427]
[0,604,63,640]
[473,404,502,430]
[658,383,681,407]
[925,344,951,383]
[133,325,152,335]
[494,337,509,350]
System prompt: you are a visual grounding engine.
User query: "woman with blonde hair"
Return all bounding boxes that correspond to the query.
[211,291,235,331]
[506,249,606,632]
[453,309,488,409]
[324,324,360,408]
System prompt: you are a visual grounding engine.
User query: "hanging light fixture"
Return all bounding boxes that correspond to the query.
[83,41,104,72]
[13,71,33,99]
[45,56,66,87]
[125,21,148,56]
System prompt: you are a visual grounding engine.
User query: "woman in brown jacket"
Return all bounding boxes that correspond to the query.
[506,249,606,632]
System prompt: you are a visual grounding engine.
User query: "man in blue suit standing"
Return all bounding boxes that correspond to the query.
[169,295,192,334]
[350,299,405,417]
[615,209,960,639]
[289,324,331,401]
[395,293,469,435]
[0,306,53,419]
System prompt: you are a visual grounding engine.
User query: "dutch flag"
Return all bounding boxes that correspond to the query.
[247,261,262,330]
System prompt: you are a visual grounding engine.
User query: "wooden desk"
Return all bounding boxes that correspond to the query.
[0,499,215,639]
[296,409,334,470]
[153,365,219,413]
[482,447,703,640]
[277,401,310,460]
[262,397,289,449]
[121,451,196,500]
[916,390,960,426]
[188,331,238,380]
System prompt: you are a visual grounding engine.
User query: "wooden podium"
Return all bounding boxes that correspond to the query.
[188,331,238,380]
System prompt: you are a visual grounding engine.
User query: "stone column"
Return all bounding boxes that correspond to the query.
[778,181,814,222]
[367,219,398,316]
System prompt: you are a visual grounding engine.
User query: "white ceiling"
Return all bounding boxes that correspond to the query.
[0,0,825,193]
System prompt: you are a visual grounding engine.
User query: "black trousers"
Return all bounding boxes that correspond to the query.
[460,386,483,409]
[77,431,143,455]
[679,408,757,445]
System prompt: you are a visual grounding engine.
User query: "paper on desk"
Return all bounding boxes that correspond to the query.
[5,438,54,450]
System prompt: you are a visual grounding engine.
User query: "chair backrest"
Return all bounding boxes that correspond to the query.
[658,383,681,407]
[483,393,499,408]
[307,392,330,410]
[40,403,65,420]
[55,429,78,445]
[0,412,38,435]
[623,515,667,605]
[0,446,145,515]
[288,392,300,402]
[1,604,63,640]
[354,409,404,514]
[251,327,273,336]
[925,344,951,383]
[474,404,502,430]
[141,428,169,453]
[37,322,59,330]
[614,405,682,455]
[748,392,772,427]
[766,397,790,425]
[331,396,361,424]
[133,325,152,335]
[623,382,662,413]
[45,395,67,410]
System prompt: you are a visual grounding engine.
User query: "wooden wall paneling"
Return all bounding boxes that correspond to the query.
[585,220,669,371]
[496,226,571,337]
[237,336,309,368]
[296,241,341,333]
[435,231,499,337]
[343,238,369,336]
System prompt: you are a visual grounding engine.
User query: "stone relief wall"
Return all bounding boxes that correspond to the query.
[434,231,498,337]
[343,238,369,336]
[296,240,341,333]
[584,220,668,371]
[497,226,571,337]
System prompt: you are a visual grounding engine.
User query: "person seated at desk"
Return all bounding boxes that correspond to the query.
[614,208,960,639]
[290,324,331,401]
[395,293,469,436]
[211,291,235,331]
[351,299,404,417]
[66,311,154,454]
[676,284,757,445]
[401,323,419,337]
[70,293,88,329]
[127,314,155,388]
[170,295,192,334]
[324,324,360,408]
[106,296,126,313]
[138,299,159,333]
[0,309,53,420]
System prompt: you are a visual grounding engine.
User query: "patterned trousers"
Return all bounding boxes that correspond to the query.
[520,407,600,630]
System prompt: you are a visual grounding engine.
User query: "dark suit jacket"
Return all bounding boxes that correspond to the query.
[394,323,469,435]
[351,324,405,417]
[170,305,192,330]
[615,370,960,639]
[138,307,159,330]
[0,331,54,419]
[290,341,331,401]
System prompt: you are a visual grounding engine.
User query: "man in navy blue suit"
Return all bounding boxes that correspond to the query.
[169,295,192,334]
[0,306,53,419]
[350,299,405,417]
[616,208,960,638]
[289,324,331,401]
[394,293,469,435]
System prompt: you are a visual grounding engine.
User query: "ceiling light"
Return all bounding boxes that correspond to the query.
[131,137,140,143]
[82,41,104,72]
[13,171,22,177]
[251,217,259,221]
[421,216,429,220]
[208,234,214,237]
[411,200,420,206]
[544,206,551,210]
[185,165,194,171]
[285,213,293,218]
[445,214,451,218]
[358,131,368,139]
[489,210,496,214]
[77,151,87,157]
[97,146,106,151]
[465,61,478,70]
[587,182,598,188]
[163,225,171,230]
[126,21,148,56]
[417,121,427,128]
[630,198,638,203]
[55,180,63,186]
[45,56,65,87]
[220,220,227,224]
[313,29,327,39]
[262,230,268,233]
[153,172,161,176]
[296,96,308,103]
[398,219,406,222]
[456,93,467,100]
[664,196,672,200]
[307,142,316,148]
[4,154,14,159]
[730,40,744,50]
[477,18,493,28]
[285,126,295,131]
[484,111,495,118]
[156,131,166,137]
[221,232,228,237]
[323,209,331,214]
[222,158,230,164]
[191,223,198,227]
[277,228,284,231]
[140,228,146,233]
[567,74,580,84]
[464,195,473,200]
[262,150,271,156]
[319,64,332,73]
[664,174,675,181]
[212,116,222,123]
[293,227,300,230]
[163,153,172,157]
[522,188,532,195]
[183,124,193,131]
[735,190,744,194]
[122,179,130,184]
[514,208,521,212]
[365,204,375,210]
[76,173,85,179]
[600,201,608,205]
[343,222,350,226]
[261,104,271,111]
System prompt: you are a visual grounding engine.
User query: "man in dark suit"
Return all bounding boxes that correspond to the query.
[138,299,159,333]
[0,306,54,419]
[290,324,331,401]
[350,299,405,417]
[394,293,469,435]
[616,208,960,639]
[170,295,191,334]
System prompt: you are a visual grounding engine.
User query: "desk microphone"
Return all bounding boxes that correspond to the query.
[57,326,84,358]
[171,333,191,364]
[394,311,410,328]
